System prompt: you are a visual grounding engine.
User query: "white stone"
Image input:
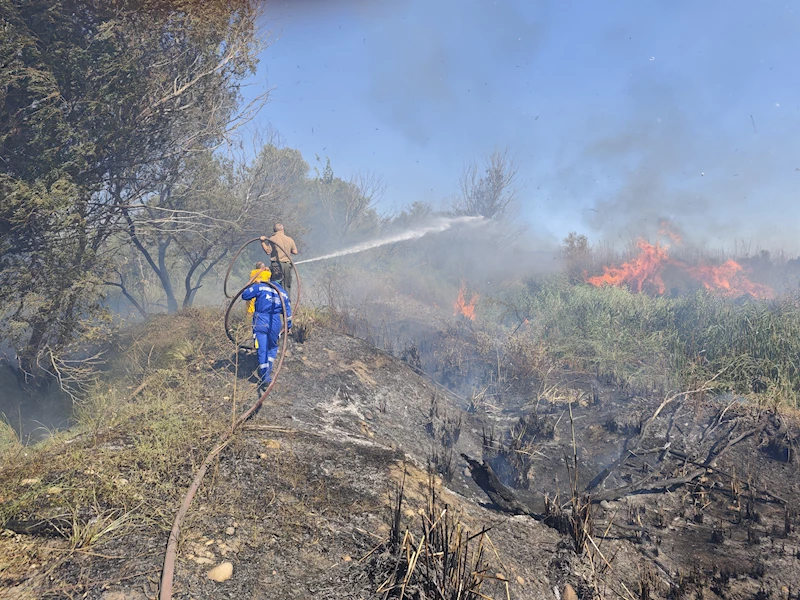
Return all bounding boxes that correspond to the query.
[207,562,233,582]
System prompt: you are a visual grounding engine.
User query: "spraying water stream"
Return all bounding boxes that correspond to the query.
[294,216,484,265]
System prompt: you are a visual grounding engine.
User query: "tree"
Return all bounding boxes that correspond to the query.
[117,140,310,313]
[453,149,519,221]
[244,140,310,235]
[118,153,237,312]
[307,158,384,244]
[562,232,590,261]
[0,176,111,379]
[562,232,591,283]
[392,201,435,228]
[0,0,264,377]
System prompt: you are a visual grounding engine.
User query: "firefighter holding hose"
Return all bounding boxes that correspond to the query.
[260,223,298,295]
[241,265,292,389]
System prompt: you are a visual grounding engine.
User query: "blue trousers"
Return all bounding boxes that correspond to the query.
[253,318,281,383]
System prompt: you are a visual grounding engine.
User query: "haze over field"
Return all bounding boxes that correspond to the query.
[4,3,800,599]
[252,0,800,249]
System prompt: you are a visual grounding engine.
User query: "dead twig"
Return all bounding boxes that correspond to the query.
[241,425,303,434]
[640,370,727,441]
[592,468,707,503]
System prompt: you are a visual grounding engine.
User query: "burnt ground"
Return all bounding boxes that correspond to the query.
[1,314,799,599]
[479,385,800,599]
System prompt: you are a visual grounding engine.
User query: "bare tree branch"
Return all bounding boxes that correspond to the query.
[454,148,519,221]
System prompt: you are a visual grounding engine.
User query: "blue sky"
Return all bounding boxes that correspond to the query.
[244,0,800,249]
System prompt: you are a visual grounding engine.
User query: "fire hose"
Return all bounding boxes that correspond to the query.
[223,237,302,302]
[223,237,302,349]
[160,255,298,599]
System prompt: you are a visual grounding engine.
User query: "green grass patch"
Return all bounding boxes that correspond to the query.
[0,310,233,548]
[499,276,800,406]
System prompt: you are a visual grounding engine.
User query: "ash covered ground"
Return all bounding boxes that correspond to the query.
[0,309,798,600]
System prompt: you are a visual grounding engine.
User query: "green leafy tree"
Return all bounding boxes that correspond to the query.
[562,232,591,283]
[118,153,239,312]
[0,0,263,377]
[117,141,310,313]
[306,158,383,245]
[244,140,310,235]
[392,201,436,228]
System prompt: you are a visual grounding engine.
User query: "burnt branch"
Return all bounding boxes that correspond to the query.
[461,453,538,517]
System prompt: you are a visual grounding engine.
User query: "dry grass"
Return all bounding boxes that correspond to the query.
[50,496,141,551]
[378,471,496,600]
[0,415,21,461]
[0,309,230,552]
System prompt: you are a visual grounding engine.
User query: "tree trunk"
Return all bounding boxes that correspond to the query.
[121,206,178,314]
[105,275,148,318]
[16,318,48,388]
[183,255,206,309]
[182,248,226,308]
[157,238,178,313]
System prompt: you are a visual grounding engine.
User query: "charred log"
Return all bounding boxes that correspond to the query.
[461,453,539,517]
[592,468,708,503]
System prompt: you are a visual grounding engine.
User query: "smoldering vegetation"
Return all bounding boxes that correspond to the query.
[298,223,800,409]
[2,2,800,598]
[289,224,800,599]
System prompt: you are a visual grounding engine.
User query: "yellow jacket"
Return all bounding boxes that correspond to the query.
[246,268,271,314]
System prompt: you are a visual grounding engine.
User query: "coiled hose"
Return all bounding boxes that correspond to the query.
[223,237,302,348]
[159,280,290,600]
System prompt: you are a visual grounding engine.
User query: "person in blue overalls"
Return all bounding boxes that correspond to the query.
[241,268,292,388]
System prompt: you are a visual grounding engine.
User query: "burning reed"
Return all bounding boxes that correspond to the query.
[583,231,774,298]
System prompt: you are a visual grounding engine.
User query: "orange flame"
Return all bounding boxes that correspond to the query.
[685,260,774,299]
[585,240,669,294]
[585,239,773,298]
[658,220,682,244]
[454,282,479,320]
